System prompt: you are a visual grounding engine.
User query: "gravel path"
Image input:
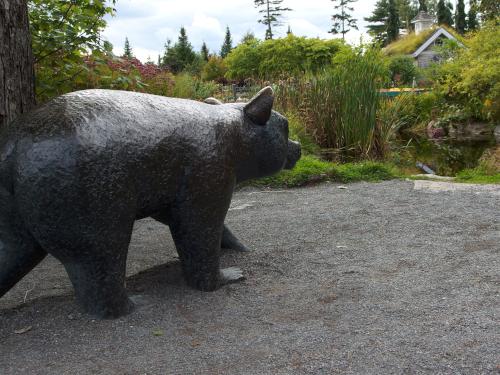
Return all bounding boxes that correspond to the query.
[1,180,499,374]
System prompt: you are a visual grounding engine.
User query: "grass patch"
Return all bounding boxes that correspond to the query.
[334,161,400,183]
[247,155,400,188]
[455,167,500,184]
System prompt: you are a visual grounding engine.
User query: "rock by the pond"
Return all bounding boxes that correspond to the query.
[426,120,446,139]
[448,121,494,142]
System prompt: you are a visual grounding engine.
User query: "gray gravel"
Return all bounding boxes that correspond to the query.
[1,180,499,374]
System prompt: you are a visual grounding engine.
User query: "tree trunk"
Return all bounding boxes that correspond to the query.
[0,0,35,131]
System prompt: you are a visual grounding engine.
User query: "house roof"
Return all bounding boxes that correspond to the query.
[411,27,463,57]
[384,26,464,56]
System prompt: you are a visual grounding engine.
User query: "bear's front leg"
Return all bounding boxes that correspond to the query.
[168,188,245,291]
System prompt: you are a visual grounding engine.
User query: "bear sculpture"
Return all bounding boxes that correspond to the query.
[0,87,301,318]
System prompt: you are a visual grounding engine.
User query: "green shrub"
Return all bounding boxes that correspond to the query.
[432,20,500,122]
[388,55,418,86]
[173,73,219,100]
[225,35,346,80]
[201,57,228,82]
[143,71,176,97]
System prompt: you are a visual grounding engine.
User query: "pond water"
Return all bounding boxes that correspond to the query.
[396,134,497,176]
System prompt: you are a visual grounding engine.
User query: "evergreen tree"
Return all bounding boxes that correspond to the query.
[254,0,292,39]
[426,0,439,16]
[398,0,419,30]
[418,0,427,11]
[123,37,133,59]
[161,27,196,73]
[467,0,479,31]
[455,0,466,33]
[478,0,500,21]
[174,26,196,71]
[387,0,400,42]
[365,0,401,45]
[329,0,359,40]
[365,0,390,44]
[437,0,453,26]
[220,26,233,58]
[103,40,114,55]
[201,42,209,61]
[241,31,257,44]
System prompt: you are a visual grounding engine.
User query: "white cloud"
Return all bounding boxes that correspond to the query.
[103,0,379,62]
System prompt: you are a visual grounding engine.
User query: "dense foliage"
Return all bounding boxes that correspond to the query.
[225,35,346,80]
[29,0,115,100]
[432,20,500,122]
[388,55,418,85]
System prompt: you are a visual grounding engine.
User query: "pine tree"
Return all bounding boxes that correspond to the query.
[254,0,292,39]
[467,0,479,31]
[478,0,500,21]
[455,0,466,33]
[387,0,400,42]
[329,0,359,40]
[365,0,401,45]
[365,0,390,44]
[426,0,439,16]
[437,0,453,26]
[161,28,196,73]
[398,0,419,31]
[123,37,133,59]
[418,0,427,11]
[220,26,233,58]
[175,26,196,70]
[201,42,209,62]
[103,40,114,55]
[241,31,257,44]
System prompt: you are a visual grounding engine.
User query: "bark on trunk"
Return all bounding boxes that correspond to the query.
[0,0,35,131]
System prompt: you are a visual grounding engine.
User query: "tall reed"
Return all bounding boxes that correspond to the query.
[274,49,390,159]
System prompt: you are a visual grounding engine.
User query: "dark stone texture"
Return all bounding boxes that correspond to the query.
[0,87,300,318]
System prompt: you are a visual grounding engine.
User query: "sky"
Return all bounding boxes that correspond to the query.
[102,0,380,62]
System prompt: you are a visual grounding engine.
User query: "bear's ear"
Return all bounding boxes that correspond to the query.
[204,97,223,105]
[244,86,274,126]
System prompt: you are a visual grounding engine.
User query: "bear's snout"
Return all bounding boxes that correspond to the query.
[284,140,301,170]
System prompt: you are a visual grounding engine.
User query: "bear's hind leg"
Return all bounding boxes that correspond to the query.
[0,188,47,298]
[56,218,136,319]
[63,252,132,319]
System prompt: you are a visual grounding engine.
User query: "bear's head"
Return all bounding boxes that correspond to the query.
[234,87,301,182]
